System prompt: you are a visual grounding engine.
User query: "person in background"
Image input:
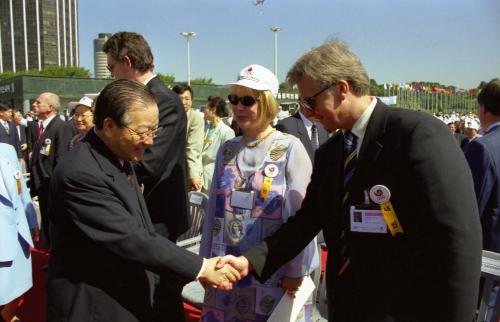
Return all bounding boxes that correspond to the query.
[200,64,319,321]
[0,143,38,322]
[173,84,204,191]
[464,79,500,322]
[448,121,468,149]
[201,96,235,194]
[11,110,29,173]
[68,96,95,149]
[0,103,21,159]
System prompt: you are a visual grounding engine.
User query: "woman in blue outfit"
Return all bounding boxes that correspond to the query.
[0,143,37,322]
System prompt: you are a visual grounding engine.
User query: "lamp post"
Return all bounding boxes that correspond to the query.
[270,26,281,76]
[180,31,196,85]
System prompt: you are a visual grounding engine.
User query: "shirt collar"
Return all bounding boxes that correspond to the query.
[142,74,157,85]
[298,111,313,128]
[41,114,57,129]
[350,96,377,140]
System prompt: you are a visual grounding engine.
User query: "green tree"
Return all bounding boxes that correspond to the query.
[0,66,91,80]
[191,77,214,85]
[369,78,384,96]
[157,73,176,84]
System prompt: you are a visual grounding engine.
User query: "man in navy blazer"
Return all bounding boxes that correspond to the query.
[221,40,482,322]
[465,79,500,321]
[276,104,329,162]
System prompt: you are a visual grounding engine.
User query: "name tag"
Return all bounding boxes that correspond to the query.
[231,189,254,210]
[350,206,387,234]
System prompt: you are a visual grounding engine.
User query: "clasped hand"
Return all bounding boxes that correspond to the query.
[198,255,251,291]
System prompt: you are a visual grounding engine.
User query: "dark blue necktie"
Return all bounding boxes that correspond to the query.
[339,130,357,276]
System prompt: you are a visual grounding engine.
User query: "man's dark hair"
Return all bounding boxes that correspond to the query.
[172,84,193,97]
[102,32,154,72]
[94,80,156,130]
[0,102,10,112]
[207,96,228,117]
[478,79,500,116]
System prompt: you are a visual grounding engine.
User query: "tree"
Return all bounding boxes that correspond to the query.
[191,77,214,85]
[157,73,176,84]
[0,66,91,80]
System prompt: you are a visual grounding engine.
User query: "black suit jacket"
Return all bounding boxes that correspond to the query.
[0,120,21,157]
[245,101,482,322]
[26,120,39,156]
[133,77,189,241]
[29,116,72,196]
[46,130,203,322]
[276,112,328,161]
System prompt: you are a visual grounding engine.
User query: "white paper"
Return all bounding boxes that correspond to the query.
[267,276,315,322]
[482,250,500,277]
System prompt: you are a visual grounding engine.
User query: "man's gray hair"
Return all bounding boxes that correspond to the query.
[286,39,370,96]
[43,92,61,112]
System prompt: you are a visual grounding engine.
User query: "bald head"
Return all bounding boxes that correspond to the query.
[32,92,60,120]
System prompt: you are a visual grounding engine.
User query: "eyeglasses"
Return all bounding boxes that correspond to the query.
[74,113,93,119]
[123,125,163,141]
[299,83,335,111]
[228,94,259,107]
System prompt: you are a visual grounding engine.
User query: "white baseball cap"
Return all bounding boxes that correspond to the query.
[466,120,480,130]
[68,96,94,110]
[228,64,279,97]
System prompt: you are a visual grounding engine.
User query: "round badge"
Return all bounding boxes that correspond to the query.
[259,294,276,314]
[44,138,51,145]
[264,164,279,178]
[14,171,21,180]
[369,185,391,204]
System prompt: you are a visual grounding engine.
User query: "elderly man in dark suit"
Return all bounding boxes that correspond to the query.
[46,80,240,322]
[465,79,500,322]
[219,40,482,322]
[29,92,71,244]
[103,32,190,322]
[276,103,328,161]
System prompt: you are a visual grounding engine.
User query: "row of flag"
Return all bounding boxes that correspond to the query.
[382,83,479,95]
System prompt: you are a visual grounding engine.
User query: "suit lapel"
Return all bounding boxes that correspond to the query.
[349,101,388,199]
[293,112,313,158]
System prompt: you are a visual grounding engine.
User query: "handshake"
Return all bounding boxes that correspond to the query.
[198,255,252,290]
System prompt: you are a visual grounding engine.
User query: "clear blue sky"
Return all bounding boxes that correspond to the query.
[78,0,500,89]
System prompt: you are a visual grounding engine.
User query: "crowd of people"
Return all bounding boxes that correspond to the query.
[0,32,499,322]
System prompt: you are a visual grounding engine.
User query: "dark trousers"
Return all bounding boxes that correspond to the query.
[151,223,185,322]
[38,185,50,246]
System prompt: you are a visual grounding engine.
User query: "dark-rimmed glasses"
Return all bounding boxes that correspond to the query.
[124,125,163,141]
[299,84,335,111]
[228,94,259,107]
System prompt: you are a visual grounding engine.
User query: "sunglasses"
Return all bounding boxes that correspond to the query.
[228,94,259,107]
[299,83,335,111]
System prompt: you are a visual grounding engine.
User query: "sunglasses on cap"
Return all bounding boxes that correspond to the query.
[228,94,259,107]
[299,83,335,111]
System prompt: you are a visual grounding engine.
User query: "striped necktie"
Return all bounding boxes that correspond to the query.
[339,130,357,276]
[311,123,319,151]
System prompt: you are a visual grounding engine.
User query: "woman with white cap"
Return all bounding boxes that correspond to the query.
[68,96,94,149]
[200,64,319,321]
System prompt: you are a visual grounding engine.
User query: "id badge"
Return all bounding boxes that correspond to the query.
[350,205,387,234]
[230,188,255,210]
[40,147,47,156]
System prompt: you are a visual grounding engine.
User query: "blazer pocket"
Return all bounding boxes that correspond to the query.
[0,223,19,261]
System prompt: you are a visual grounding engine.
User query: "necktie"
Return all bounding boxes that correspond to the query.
[2,121,9,135]
[37,122,44,142]
[339,130,358,276]
[311,123,319,151]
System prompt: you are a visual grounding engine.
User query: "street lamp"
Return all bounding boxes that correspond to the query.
[180,31,196,85]
[270,26,281,76]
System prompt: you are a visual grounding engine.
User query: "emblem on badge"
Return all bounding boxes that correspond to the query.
[264,164,279,178]
[369,185,391,204]
[44,138,51,145]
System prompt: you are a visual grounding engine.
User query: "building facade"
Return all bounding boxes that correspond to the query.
[94,32,111,79]
[0,0,79,73]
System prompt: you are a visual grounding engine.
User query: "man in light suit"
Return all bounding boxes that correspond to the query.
[0,103,21,158]
[29,92,72,244]
[220,40,482,322]
[46,80,240,322]
[0,143,37,322]
[103,32,191,321]
[276,103,329,161]
[465,79,500,321]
